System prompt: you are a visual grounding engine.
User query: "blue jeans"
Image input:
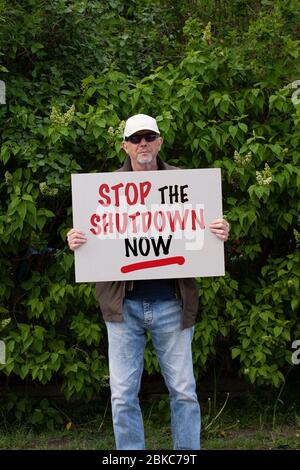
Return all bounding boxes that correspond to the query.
[105,298,201,450]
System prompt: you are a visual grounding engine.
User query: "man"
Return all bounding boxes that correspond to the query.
[67,114,229,450]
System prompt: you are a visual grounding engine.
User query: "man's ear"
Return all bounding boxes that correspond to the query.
[122,141,128,153]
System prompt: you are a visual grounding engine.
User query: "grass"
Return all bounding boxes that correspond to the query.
[0,419,299,451]
[0,388,300,450]
[206,428,300,450]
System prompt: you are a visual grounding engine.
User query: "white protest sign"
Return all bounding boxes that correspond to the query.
[71,168,225,282]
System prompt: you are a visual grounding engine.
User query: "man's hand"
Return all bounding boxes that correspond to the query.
[67,229,87,251]
[209,218,230,241]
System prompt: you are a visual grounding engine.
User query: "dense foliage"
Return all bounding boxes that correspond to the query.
[0,0,300,425]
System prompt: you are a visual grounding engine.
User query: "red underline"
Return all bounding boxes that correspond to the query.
[120,256,186,273]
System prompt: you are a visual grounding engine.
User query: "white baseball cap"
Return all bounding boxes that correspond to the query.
[123,114,160,138]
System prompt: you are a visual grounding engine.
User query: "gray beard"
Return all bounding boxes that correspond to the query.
[137,156,153,164]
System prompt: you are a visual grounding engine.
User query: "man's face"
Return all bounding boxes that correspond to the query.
[122,130,163,171]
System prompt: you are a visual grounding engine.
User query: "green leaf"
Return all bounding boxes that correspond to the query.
[229,125,238,139]
[238,123,248,133]
[232,348,241,359]
[274,326,282,337]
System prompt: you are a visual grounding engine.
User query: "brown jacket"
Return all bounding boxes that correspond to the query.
[95,156,199,329]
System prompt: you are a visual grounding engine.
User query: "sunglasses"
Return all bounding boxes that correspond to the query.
[125,133,159,144]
